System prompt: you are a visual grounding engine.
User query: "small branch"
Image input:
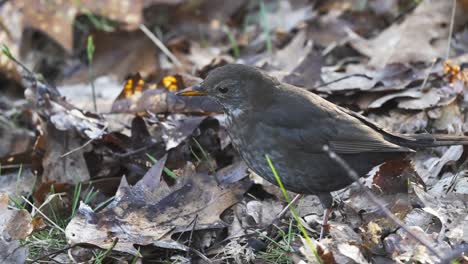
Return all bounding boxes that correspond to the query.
[29,245,76,263]
[189,247,212,263]
[20,196,65,233]
[60,124,108,158]
[139,24,182,67]
[309,74,372,91]
[321,146,442,260]
[187,215,198,249]
[278,194,302,218]
[419,58,438,92]
[446,0,457,59]
[111,142,159,158]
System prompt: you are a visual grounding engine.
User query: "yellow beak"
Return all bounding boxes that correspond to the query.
[175,85,207,96]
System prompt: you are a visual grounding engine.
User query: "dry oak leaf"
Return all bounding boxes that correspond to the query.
[349,0,468,66]
[0,193,33,264]
[12,0,183,52]
[65,156,251,255]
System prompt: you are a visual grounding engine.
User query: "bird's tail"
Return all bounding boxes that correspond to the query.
[398,133,468,149]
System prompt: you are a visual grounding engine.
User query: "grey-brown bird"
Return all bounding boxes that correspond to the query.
[177,64,468,239]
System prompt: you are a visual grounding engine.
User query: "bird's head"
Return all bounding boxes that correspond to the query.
[177,64,277,112]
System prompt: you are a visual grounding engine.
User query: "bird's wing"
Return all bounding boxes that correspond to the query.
[260,88,413,154]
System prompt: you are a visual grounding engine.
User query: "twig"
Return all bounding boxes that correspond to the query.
[60,124,108,158]
[139,24,182,66]
[308,74,372,91]
[111,142,160,158]
[278,194,302,218]
[446,0,457,59]
[321,146,442,260]
[419,58,438,92]
[29,245,76,263]
[188,215,198,245]
[189,247,213,264]
[20,196,65,233]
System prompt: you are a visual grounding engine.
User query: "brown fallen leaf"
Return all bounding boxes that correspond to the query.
[412,185,467,245]
[65,155,251,254]
[396,89,456,110]
[368,110,429,134]
[18,73,107,184]
[12,0,183,52]
[265,1,315,34]
[371,159,417,194]
[413,145,464,185]
[299,236,335,264]
[41,123,91,184]
[111,73,221,114]
[62,30,160,84]
[349,0,468,66]
[0,193,33,264]
[282,49,324,89]
[383,225,450,263]
[319,63,429,93]
[161,114,207,150]
[259,29,313,75]
[431,101,465,133]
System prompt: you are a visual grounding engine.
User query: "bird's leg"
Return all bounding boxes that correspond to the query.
[317,193,333,240]
[319,208,332,240]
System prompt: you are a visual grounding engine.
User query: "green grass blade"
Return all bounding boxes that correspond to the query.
[145,153,177,179]
[266,154,323,264]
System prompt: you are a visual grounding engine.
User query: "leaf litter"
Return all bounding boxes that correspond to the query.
[0,0,467,263]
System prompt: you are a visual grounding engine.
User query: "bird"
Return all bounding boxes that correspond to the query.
[177,63,468,239]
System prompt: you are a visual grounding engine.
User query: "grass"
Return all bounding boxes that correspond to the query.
[145,153,178,179]
[15,180,114,262]
[8,164,34,210]
[73,10,117,33]
[21,190,68,261]
[259,1,273,54]
[93,238,118,264]
[25,228,69,261]
[87,35,97,112]
[256,220,298,264]
[84,12,116,32]
[222,25,240,59]
[192,138,216,173]
[266,155,323,264]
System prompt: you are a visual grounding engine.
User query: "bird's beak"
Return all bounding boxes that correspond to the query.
[176,84,207,96]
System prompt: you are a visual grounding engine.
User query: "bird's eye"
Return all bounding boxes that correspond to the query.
[218,86,229,94]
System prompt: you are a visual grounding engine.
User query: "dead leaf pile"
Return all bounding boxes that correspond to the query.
[0,0,467,263]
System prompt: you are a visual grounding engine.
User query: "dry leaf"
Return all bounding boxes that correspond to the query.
[413,145,464,185]
[111,74,221,114]
[13,0,183,52]
[65,156,251,254]
[161,114,206,150]
[349,0,468,66]
[0,193,33,264]
[63,31,160,84]
[320,63,427,93]
[265,1,315,33]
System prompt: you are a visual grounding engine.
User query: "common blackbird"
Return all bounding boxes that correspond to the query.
[177,64,468,238]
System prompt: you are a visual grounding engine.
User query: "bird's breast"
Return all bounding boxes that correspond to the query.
[224,111,248,149]
[224,111,271,172]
